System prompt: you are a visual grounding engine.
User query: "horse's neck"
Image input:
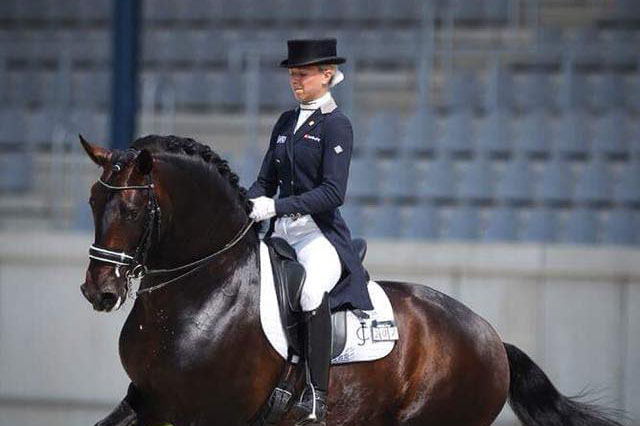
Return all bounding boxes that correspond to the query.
[134,235,261,322]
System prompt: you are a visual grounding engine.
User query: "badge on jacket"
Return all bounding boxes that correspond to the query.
[304,134,321,143]
[277,135,287,144]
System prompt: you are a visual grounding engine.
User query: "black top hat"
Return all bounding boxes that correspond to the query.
[280,38,346,68]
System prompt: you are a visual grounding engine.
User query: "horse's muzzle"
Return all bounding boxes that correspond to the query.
[81,282,122,312]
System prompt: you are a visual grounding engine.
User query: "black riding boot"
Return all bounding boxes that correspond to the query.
[293,293,331,426]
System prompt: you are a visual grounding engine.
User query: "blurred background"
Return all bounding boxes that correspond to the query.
[0,0,639,425]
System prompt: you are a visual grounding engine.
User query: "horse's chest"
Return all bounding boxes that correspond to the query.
[119,306,236,384]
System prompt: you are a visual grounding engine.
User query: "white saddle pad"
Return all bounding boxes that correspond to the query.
[259,241,398,365]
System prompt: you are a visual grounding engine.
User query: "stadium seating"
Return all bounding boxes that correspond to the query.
[1,0,638,246]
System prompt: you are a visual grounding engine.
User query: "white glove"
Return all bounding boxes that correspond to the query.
[249,196,276,222]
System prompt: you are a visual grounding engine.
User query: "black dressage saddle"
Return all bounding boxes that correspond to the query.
[265,237,368,359]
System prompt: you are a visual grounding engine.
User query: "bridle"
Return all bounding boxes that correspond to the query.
[88,174,254,298]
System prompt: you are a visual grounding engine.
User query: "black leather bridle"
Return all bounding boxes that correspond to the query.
[88,174,254,298]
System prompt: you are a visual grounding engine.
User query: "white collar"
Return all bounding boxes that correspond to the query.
[298,91,337,114]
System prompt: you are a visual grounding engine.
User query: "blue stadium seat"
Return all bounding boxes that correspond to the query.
[592,111,628,158]
[417,155,457,202]
[512,73,555,112]
[477,110,511,158]
[221,69,246,110]
[536,156,573,205]
[340,203,365,237]
[626,72,640,114]
[173,71,213,110]
[343,0,376,23]
[0,152,33,193]
[522,207,559,243]
[13,0,46,20]
[485,0,510,22]
[68,108,102,142]
[142,30,173,65]
[564,207,599,244]
[26,108,57,145]
[356,30,417,67]
[70,30,110,65]
[483,61,513,111]
[496,154,533,204]
[402,203,439,240]
[603,208,638,245]
[378,0,422,22]
[0,109,27,147]
[514,111,551,158]
[142,0,176,22]
[381,156,418,201]
[454,0,484,22]
[554,111,590,159]
[366,112,400,155]
[78,0,110,21]
[71,70,109,109]
[169,30,198,64]
[573,156,612,205]
[310,0,343,22]
[176,0,220,21]
[558,69,590,111]
[606,0,640,22]
[190,30,224,65]
[348,156,380,200]
[45,0,76,20]
[614,160,640,205]
[400,108,436,156]
[367,204,402,238]
[439,111,474,157]
[445,205,479,240]
[483,206,519,241]
[458,156,494,203]
[590,72,625,113]
[444,71,479,112]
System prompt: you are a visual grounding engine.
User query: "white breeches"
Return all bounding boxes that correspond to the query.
[272,215,341,311]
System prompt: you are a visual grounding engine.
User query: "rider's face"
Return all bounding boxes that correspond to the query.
[288,66,332,103]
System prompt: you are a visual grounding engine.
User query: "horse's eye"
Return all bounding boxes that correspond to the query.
[88,198,96,208]
[124,209,140,221]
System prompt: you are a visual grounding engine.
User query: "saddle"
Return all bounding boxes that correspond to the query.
[265,237,368,359]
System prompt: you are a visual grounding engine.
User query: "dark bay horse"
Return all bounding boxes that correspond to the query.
[79,135,623,426]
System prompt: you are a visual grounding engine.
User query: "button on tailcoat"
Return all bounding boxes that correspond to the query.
[248,98,373,312]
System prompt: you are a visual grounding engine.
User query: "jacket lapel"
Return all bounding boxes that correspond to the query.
[285,110,297,165]
[292,109,325,144]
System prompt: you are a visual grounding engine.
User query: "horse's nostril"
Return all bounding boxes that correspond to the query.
[99,292,119,310]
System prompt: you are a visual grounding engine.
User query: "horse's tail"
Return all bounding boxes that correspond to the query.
[504,342,624,426]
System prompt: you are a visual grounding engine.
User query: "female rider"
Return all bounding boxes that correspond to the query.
[247,38,373,426]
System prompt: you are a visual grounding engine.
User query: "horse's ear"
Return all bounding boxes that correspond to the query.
[136,149,153,175]
[79,134,111,167]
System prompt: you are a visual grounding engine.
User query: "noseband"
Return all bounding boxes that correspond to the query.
[88,175,254,298]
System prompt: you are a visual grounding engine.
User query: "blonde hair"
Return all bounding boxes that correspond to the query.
[318,64,337,88]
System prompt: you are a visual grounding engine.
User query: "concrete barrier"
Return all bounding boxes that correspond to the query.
[1,232,638,425]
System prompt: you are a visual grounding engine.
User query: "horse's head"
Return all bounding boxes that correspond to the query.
[79,134,254,312]
[79,135,158,312]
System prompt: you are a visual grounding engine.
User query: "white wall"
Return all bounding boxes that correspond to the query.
[0,232,638,426]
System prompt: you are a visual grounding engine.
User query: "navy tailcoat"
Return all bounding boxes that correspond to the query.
[247,98,373,312]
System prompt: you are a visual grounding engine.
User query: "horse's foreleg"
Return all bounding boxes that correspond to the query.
[94,383,164,426]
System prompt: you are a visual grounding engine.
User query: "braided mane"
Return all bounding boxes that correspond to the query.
[130,135,251,214]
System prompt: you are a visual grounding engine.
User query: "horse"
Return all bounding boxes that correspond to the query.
[79,134,624,426]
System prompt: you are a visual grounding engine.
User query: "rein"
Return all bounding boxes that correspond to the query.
[88,176,254,298]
